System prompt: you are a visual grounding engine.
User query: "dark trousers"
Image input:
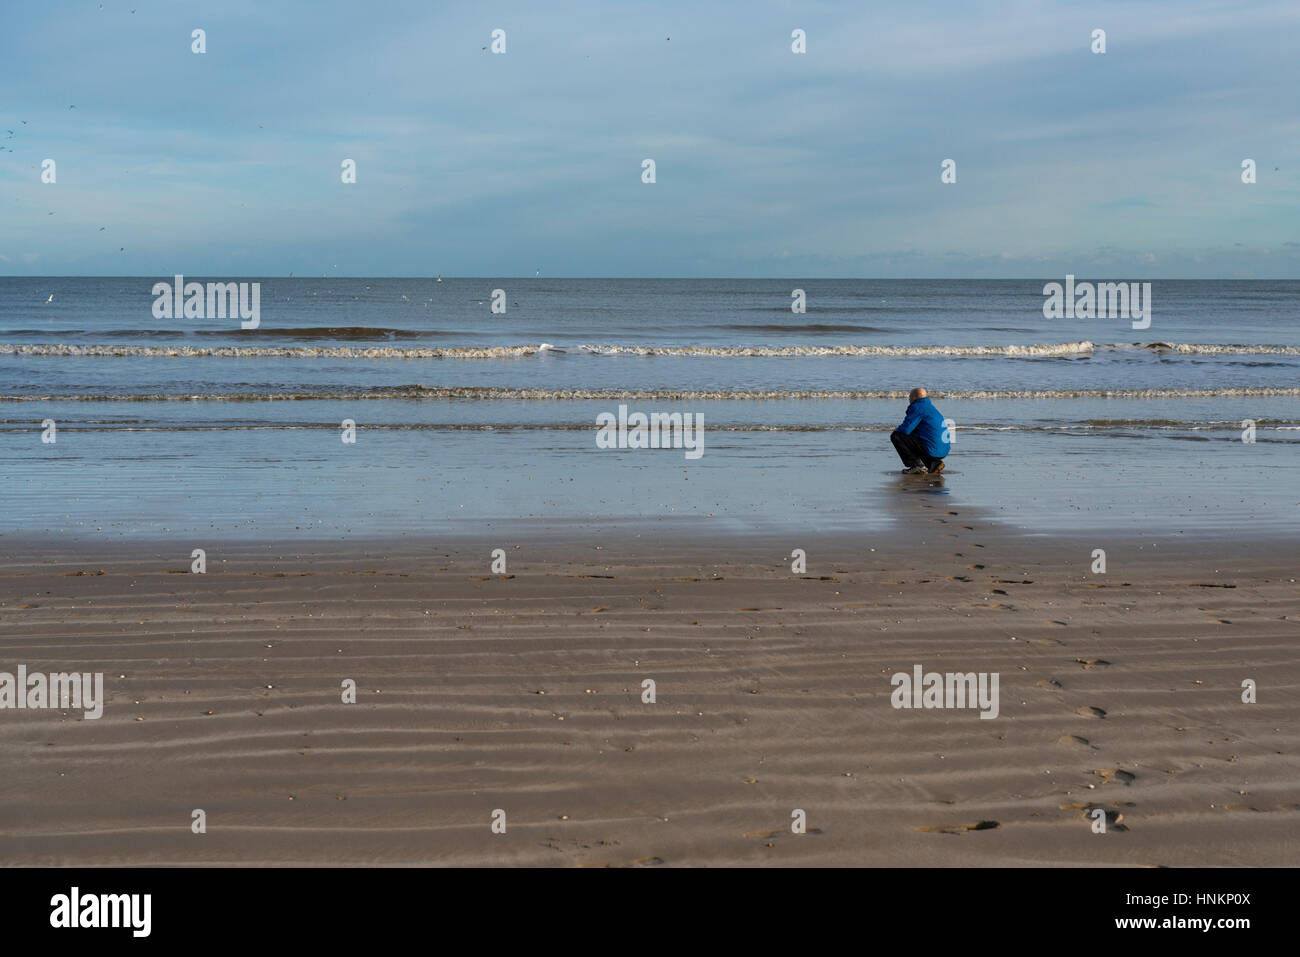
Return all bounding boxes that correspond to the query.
[891,430,944,470]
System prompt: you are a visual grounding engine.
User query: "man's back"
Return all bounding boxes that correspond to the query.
[897,396,950,458]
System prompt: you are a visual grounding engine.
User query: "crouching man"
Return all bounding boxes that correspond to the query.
[891,386,949,474]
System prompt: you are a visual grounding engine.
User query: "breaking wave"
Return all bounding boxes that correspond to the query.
[5,386,1299,402]
[2,340,1298,360]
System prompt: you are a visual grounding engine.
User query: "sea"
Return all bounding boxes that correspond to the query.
[1,277,1296,543]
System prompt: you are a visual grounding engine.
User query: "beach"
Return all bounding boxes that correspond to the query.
[1,277,1297,867]
[2,498,1296,866]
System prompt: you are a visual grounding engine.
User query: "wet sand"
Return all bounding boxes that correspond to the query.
[0,496,1297,866]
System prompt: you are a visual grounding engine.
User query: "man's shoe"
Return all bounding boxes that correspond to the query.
[929,460,945,474]
[903,465,928,474]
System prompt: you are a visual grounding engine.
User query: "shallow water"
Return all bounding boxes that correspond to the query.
[1,278,1296,540]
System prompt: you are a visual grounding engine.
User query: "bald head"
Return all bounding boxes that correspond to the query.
[909,387,927,402]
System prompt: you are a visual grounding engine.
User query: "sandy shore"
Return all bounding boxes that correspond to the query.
[1,499,1297,866]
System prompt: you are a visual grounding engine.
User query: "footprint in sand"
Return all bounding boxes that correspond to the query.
[1074,658,1111,670]
[1036,678,1064,689]
[1061,802,1130,830]
[1092,768,1136,785]
[1058,734,1097,749]
[917,820,1000,834]
[1075,705,1107,718]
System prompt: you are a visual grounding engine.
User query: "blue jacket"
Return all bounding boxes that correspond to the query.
[896,396,950,458]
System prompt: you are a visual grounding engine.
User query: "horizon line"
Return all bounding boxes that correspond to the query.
[3,275,1298,282]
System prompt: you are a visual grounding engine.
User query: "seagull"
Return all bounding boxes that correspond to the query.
[46,294,53,302]
[99,226,106,231]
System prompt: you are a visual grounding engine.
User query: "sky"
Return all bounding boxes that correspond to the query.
[2,0,1299,278]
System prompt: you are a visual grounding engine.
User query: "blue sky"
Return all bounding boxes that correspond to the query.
[2,0,1298,277]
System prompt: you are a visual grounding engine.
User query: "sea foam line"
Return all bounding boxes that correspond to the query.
[3,341,1300,359]
[4,387,1300,402]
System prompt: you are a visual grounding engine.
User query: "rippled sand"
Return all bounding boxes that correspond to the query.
[1,515,1295,866]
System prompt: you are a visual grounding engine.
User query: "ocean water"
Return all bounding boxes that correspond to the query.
[1,277,1296,541]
